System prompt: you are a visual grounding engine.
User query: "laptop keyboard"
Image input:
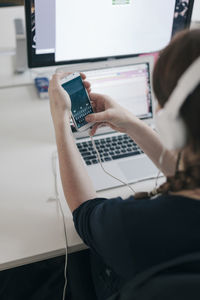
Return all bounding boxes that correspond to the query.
[76,134,144,165]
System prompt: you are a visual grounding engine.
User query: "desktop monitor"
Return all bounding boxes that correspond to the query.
[25,0,194,68]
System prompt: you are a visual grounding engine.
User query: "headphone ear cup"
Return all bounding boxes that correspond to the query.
[155,109,187,150]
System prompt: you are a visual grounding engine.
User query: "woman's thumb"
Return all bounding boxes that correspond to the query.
[89,92,104,101]
[86,111,108,123]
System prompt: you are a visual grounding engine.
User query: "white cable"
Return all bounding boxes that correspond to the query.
[90,136,136,194]
[51,139,164,300]
[52,151,68,300]
[154,170,161,191]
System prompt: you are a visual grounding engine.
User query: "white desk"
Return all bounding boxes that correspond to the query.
[0,0,198,277]
[0,5,164,270]
[0,82,165,271]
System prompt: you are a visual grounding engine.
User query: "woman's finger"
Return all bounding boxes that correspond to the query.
[54,72,71,80]
[89,93,105,102]
[89,123,102,136]
[90,100,96,110]
[54,71,86,82]
[80,72,86,80]
[89,122,107,136]
[83,80,91,89]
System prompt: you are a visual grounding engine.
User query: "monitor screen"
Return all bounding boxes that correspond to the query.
[84,62,152,120]
[25,0,194,68]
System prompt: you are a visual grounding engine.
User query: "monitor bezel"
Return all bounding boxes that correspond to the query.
[25,0,194,69]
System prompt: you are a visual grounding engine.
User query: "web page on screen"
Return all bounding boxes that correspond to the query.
[55,0,175,62]
[84,63,152,118]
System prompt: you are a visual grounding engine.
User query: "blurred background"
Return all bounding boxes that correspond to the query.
[0,0,24,6]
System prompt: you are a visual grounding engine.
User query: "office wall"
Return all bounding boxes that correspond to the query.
[0,5,24,49]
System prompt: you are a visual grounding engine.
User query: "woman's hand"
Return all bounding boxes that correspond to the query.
[48,72,91,127]
[86,93,133,135]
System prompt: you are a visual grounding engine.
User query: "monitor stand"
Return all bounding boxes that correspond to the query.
[14,18,27,74]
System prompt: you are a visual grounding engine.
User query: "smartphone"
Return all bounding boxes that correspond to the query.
[61,73,94,131]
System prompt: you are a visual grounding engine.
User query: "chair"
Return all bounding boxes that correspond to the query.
[107,252,200,300]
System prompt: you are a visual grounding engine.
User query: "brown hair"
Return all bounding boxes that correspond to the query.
[153,29,200,150]
[136,29,200,199]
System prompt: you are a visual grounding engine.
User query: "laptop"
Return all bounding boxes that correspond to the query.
[71,56,159,191]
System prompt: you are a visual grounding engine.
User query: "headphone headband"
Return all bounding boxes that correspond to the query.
[155,56,200,150]
[164,56,200,118]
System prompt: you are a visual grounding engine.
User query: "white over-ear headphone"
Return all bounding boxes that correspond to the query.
[155,56,200,151]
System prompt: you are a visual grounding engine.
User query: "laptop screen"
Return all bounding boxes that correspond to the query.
[84,62,152,120]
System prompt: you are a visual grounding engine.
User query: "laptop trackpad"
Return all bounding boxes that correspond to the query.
[118,156,158,181]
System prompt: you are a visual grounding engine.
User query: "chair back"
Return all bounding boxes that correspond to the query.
[107,252,200,300]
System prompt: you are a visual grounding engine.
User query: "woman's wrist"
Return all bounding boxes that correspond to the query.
[122,110,139,134]
[52,111,71,128]
[54,122,73,146]
[53,114,71,135]
[125,113,142,136]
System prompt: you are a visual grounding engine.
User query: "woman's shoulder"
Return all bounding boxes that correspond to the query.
[73,193,200,213]
[73,193,200,227]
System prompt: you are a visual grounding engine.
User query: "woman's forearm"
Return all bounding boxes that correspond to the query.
[126,116,176,176]
[54,121,97,212]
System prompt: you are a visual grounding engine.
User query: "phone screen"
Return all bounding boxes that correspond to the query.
[62,76,93,129]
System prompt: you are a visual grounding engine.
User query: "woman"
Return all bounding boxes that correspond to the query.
[49,29,200,299]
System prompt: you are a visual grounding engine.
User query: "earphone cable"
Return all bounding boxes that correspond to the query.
[52,152,68,300]
[90,136,136,194]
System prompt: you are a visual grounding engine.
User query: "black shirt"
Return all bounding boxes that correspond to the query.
[73,195,200,281]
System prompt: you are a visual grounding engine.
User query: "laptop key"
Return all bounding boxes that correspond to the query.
[103,152,109,156]
[92,159,98,164]
[105,157,112,161]
[86,161,92,165]
[112,151,140,160]
[84,155,97,160]
[80,148,90,152]
[81,151,92,157]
